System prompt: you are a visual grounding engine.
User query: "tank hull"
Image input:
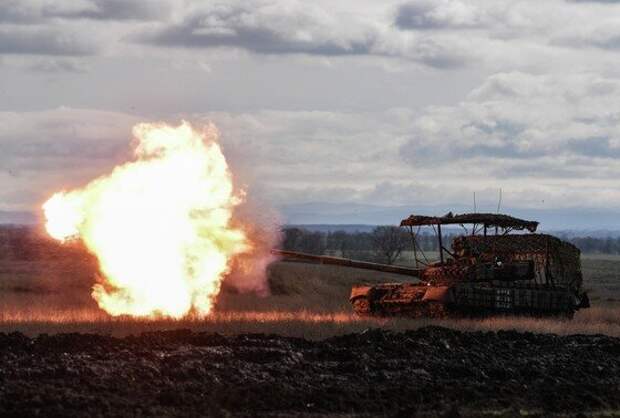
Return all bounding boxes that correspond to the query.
[350,282,583,318]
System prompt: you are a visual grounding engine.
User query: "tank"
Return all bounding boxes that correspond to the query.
[273,212,590,319]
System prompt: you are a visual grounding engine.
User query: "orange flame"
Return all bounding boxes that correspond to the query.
[42,121,250,318]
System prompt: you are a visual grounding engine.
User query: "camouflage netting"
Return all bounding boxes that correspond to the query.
[452,234,582,291]
[401,212,539,232]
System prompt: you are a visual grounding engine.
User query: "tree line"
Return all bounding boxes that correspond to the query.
[0,225,92,261]
[560,235,620,255]
[1,225,619,264]
[281,227,620,264]
[280,226,453,264]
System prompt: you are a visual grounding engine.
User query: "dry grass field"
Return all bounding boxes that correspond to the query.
[0,251,619,338]
[3,251,620,417]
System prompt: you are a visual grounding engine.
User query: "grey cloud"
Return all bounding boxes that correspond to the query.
[401,118,534,164]
[1,1,472,68]
[0,0,172,25]
[0,1,41,24]
[556,31,620,50]
[395,0,484,30]
[489,160,588,180]
[567,136,620,158]
[552,16,620,51]
[5,138,124,169]
[463,120,527,138]
[135,3,471,68]
[567,0,620,3]
[409,37,471,68]
[3,103,620,213]
[0,108,139,175]
[403,142,538,162]
[138,6,377,56]
[0,28,98,56]
[43,0,173,21]
[399,72,620,179]
[395,3,439,29]
[588,35,620,50]
[461,143,538,159]
[199,85,620,209]
[27,58,89,73]
[399,140,537,164]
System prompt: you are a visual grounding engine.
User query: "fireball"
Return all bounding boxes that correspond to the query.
[42,121,250,318]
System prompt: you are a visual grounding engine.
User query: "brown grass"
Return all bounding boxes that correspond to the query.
[1,307,619,339]
[0,256,619,338]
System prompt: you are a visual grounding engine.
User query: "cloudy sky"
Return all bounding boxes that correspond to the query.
[2,0,620,227]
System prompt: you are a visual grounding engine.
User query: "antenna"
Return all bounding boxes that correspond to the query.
[496,188,503,213]
[473,192,477,213]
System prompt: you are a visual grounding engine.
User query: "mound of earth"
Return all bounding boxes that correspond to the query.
[1,326,619,417]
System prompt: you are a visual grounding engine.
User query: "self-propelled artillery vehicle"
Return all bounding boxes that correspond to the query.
[274,213,590,318]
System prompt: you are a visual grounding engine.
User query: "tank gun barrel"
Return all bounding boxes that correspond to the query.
[271,249,423,278]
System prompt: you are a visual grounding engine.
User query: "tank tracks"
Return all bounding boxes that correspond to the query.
[352,298,449,319]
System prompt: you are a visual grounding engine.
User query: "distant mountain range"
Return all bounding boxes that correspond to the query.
[3,203,620,237]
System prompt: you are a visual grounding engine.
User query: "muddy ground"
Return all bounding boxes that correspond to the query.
[0,326,619,417]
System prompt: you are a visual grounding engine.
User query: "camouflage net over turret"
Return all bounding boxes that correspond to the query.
[452,234,582,292]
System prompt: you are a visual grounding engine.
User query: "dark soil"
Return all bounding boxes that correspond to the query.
[1,326,619,417]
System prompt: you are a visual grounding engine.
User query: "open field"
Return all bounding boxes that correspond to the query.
[0,254,619,338]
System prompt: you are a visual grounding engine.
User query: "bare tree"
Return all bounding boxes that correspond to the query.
[281,228,304,251]
[281,228,326,255]
[298,231,326,255]
[328,230,352,257]
[371,226,408,265]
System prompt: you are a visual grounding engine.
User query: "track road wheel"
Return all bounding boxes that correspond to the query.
[407,301,448,319]
[352,298,371,316]
[427,301,448,319]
